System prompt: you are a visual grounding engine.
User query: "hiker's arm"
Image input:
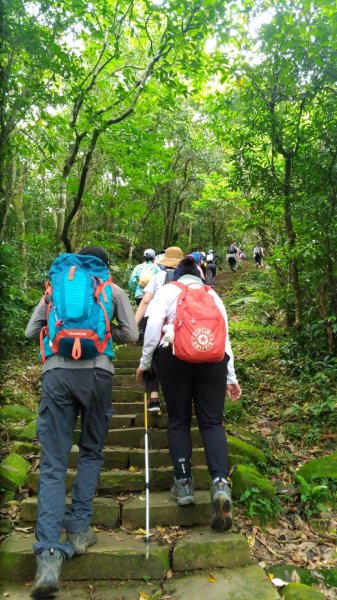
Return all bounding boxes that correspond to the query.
[135,291,154,324]
[25,297,47,341]
[111,287,139,343]
[211,292,238,385]
[138,287,168,371]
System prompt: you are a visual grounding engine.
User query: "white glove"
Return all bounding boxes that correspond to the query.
[162,323,175,347]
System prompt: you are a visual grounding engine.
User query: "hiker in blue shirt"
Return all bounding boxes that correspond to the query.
[25,246,138,599]
[128,249,161,339]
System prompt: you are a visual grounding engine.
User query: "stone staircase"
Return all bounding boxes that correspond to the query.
[0,343,279,599]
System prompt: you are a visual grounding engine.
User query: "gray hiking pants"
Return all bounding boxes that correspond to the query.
[34,368,113,557]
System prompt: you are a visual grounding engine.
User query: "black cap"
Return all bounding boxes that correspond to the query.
[78,246,109,266]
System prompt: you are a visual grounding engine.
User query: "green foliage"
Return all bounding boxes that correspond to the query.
[0,245,41,363]
[295,476,333,519]
[238,487,282,526]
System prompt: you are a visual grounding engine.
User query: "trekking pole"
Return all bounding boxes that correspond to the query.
[143,371,151,560]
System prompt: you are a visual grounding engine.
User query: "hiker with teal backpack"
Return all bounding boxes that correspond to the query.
[128,249,161,340]
[136,255,241,533]
[25,246,138,599]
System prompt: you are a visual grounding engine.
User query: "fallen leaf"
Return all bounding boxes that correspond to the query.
[139,593,150,600]
[207,572,217,583]
[270,578,288,588]
[247,535,255,548]
[166,569,173,579]
[134,528,147,535]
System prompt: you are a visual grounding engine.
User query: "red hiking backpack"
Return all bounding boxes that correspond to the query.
[171,281,226,363]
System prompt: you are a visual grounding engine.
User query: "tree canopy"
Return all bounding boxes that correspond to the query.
[1,0,336,357]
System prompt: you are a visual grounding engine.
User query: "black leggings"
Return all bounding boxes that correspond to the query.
[157,346,230,480]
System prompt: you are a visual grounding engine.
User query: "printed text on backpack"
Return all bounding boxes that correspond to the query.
[171,282,226,363]
[40,254,114,363]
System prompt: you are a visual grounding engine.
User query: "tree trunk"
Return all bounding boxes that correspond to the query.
[319,283,334,354]
[284,155,302,326]
[12,160,29,287]
[56,177,68,252]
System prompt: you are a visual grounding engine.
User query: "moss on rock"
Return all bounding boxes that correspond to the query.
[0,453,30,490]
[296,452,337,483]
[231,464,275,499]
[227,435,266,466]
[0,405,35,423]
[282,582,326,599]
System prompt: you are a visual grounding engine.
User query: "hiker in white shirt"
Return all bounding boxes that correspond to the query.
[136,255,241,532]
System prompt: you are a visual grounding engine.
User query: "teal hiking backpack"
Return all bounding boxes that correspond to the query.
[40,253,114,363]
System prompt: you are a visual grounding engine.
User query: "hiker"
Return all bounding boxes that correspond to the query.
[136,255,241,532]
[128,249,161,339]
[135,246,184,412]
[205,248,217,287]
[227,241,238,255]
[226,251,237,272]
[25,246,138,599]
[154,249,165,266]
[253,245,264,268]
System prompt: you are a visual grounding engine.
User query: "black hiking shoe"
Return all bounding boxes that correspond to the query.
[210,479,232,531]
[171,476,195,506]
[31,548,63,598]
[66,527,97,554]
[148,398,161,413]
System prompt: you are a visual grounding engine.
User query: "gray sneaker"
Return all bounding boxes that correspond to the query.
[31,548,63,599]
[210,479,232,531]
[66,527,97,554]
[171,476,195,506]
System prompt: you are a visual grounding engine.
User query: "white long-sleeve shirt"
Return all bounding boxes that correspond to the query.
[139,275,238,384]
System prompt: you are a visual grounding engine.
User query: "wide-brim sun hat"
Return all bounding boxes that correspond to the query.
[158,246,184,268]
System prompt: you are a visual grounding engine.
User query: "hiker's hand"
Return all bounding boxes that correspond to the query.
[136,368,145,384]
[226,383,241,401]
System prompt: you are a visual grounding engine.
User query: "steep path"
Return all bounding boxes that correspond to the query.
[0,266,279,599]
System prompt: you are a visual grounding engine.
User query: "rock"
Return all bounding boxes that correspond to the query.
[0,405,35,423]
[282,582,326,599]
[231,464,275,499]
[227,435,267,466]
[173,529,253,572]
[11,441,39,456]
[296,452,337,482]
[0,453,31,490]
[14,420,37,441]
[0,519,13,534]
[227,424,267,449]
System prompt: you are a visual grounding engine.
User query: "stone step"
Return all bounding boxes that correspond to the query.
[28,466,213,494]
[68,438,265,471]
[113,375,141,389]
[102,426,203,448]
[68,445,206,470]
[22,490,216,529]
[112,403,168,419]
[0,565,280,600]
[113,389,143,402]
[0,528,253,583]
[114,367,136,375]
[115,345,142,359]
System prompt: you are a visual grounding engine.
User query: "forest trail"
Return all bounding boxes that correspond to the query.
[0,265,281,599]
[1,263,335,599]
